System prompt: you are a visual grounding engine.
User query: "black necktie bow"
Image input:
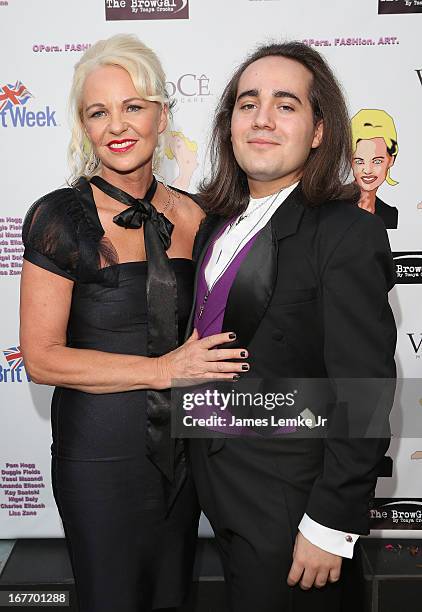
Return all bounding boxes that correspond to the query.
[90,175,173,250]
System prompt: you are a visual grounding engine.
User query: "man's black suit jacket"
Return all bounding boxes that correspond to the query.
[186,184,397,536]
[375,195,398,229]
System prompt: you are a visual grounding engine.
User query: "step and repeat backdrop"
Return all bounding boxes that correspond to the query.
[0,0,421,538]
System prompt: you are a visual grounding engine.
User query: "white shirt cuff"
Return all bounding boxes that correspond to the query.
[298,513,359,559]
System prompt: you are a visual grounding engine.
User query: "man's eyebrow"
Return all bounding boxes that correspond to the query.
[273,90,302,105]
[236,89,259,102]
[236,89,303,105]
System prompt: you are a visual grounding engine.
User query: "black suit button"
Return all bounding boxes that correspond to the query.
[273,330,285,341]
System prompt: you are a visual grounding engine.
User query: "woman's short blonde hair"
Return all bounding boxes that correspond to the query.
[67,33,170,183]
[351,108,398,186]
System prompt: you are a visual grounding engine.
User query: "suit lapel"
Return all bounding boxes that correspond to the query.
[270,184,307,242]
[184,215,227,340]
[222,186,306,348]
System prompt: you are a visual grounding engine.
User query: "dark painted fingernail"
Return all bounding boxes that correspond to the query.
[242,364,249,371]
[229,333,236,339]
[240,351,247,358]
[233,374,240,381]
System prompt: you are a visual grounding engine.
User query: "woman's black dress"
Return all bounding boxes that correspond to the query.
[22,180,200,612]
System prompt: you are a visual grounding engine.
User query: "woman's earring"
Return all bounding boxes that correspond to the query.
[87,153,100,175]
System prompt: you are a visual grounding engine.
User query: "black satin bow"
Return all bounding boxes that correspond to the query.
[90,175,174,249]
[90,175,184,507]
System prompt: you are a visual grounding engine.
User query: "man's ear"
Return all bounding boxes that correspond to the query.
[311,120,323,149]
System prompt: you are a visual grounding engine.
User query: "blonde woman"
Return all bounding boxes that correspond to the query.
[19,34,247,612]
[351,108,399,229]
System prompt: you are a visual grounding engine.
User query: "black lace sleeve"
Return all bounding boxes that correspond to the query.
[22,188,79,281]
[23,181,122,286]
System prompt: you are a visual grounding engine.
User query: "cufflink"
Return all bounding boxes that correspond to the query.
[345,535,353,543]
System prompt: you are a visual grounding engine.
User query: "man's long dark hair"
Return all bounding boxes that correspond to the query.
[199,42,358,216]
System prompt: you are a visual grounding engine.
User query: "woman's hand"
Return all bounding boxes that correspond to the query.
[155,329,249,389]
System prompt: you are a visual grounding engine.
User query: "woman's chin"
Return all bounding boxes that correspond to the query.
[101,159,152,176]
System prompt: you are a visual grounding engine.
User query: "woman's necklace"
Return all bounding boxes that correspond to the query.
[161,182,181,214]
[197,187,284,320]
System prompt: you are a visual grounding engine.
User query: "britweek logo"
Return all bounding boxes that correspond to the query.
[0,81,57,128]
[379,0,422,14]
[0,346,30,383]
[393,252,422,284]
[105,0,189,20]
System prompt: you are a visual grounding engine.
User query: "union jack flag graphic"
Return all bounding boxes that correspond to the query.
[0,81,33,113]
[3,346,24,370]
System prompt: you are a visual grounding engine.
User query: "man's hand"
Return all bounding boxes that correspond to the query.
[287,532,342,590]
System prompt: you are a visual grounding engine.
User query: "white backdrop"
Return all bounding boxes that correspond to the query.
[0,0,421,538]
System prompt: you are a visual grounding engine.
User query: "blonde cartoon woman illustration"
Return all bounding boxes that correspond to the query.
[165,131,199,191]
[351,109,399,229]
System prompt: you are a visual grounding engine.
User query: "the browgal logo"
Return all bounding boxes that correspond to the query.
[105,0,189,20]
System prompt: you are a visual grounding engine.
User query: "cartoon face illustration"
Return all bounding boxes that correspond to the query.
[351,109,398,193]
[350,109,399,229]
[352,137,395,193]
